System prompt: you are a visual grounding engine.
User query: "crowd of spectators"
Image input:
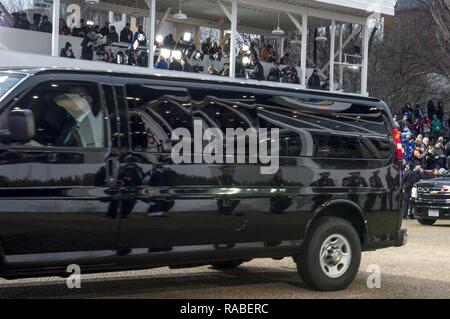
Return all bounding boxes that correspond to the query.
[397,99,450,219]
[0,11,332,89]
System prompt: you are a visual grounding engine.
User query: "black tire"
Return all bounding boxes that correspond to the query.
[417,218,437,226]
[295,217,361,291]
[211,260,243,270]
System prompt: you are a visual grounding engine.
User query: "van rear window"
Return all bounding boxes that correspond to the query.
[0,73,25,99]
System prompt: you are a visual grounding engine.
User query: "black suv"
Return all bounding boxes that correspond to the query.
[410,176,450,225]
[0,68,407,291]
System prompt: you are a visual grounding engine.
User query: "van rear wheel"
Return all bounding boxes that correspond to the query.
[211,261,243,270]
[295,217,361,291]
[417,218,437,226]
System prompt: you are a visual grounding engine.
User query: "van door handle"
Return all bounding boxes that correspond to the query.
[106,157,120,186]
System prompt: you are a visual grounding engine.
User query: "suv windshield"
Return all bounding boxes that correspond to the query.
[0,73,25,99]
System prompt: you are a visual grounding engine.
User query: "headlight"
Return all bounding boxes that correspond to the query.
[411,186,418,199]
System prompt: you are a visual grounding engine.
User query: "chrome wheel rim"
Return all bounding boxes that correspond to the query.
[319,234,352,279]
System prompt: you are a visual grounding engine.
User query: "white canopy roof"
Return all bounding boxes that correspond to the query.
[71,0,394,34]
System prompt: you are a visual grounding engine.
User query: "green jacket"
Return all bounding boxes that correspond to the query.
[432,119,443,132]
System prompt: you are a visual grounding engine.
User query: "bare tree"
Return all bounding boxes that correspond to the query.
[417,0,450,77]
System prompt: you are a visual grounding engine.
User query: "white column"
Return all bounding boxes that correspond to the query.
[109,11,114,24]
[122,13,127,24]
[280,37,285,59]
[329,19,335,92]
[51,0,60,57]
[361,19,369,96]
[148,0,156,70]
[229,0,238,78]
[339,24,344,90]
[300,11,308,88]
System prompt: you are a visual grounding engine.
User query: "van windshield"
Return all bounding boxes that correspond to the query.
[0,73,25,99]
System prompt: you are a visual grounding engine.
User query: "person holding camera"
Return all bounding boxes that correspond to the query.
[81,31,96,60]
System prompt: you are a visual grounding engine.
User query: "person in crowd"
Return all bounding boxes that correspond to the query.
[260,44,273,62]
[424,145,436,170]
[208,66,219,76]
[81,30,96,61]
[16,12,31,30]
[174,36,186,52]
[307,69,322,90]
[134,26,147,46]
[209,42,219,60]
[99,21,110,37]
[434,141,446,169]
[402,133,415,163]
[279,53,291,65]
[163,34,176,49]
[436,101,444,123]
[403,165,423,219]
[432,115,443,141]
[201,37,212,60]
[60,42,75,59]
[223,33,231,57]
[401,103,413,123]
[321,78,330,90]
[427,99,436,119]
[94,25,100,35]
[215,47,223,61]
[249,43,258,60]
[0,10,5,27]
[181,57,194,73]
[31,13,41,31]
[423,115,432,138]
[267,62,282,82]
[414,103,424,122]
[59,18,71,35]
[107,25,119,43]
[155,56,168,70]
[413,104,424,135]
[393,115,400,129]
[445,140,450,169]
[399,115,410,131]
[413,135,426,166]
[72,19,88,38]
[169,57,182,71]
[249,57,265,81]
[281,67,300,84]
[220,63,230,77]
[38,15,52,33]
[120,23,133,43]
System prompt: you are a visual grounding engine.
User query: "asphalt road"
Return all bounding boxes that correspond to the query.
[0,220,449,299]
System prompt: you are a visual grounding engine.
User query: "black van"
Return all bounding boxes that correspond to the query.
[0,68,406,291]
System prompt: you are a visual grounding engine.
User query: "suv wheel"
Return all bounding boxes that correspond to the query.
[211,261,243,270]
[417,218,437,226]
[295,217,361,291]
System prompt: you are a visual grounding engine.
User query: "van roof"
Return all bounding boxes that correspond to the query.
[1,66,383,103]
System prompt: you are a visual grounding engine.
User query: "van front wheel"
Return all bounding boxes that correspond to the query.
[417,218,436,226]
[295,217,361,291]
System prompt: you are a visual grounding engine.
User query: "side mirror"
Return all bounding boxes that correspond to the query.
[8,109,36,143]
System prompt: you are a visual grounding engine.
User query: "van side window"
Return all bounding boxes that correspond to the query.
[15,81,105,148]
[312,134,371,159]
[125,84,192,153]
[258,115,303,157]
